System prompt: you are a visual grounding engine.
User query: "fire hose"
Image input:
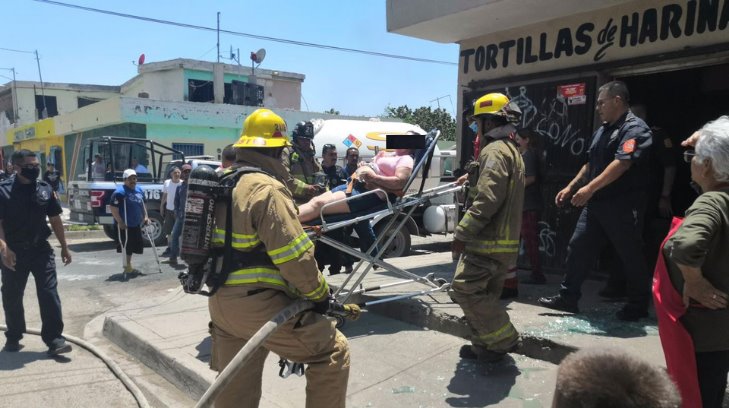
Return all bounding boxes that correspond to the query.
[195,299,361,408]
[0,324,150,408]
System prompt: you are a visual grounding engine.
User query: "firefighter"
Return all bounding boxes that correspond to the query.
[208,108,350,408]
[451,92,525,363]
[281,121,324,204]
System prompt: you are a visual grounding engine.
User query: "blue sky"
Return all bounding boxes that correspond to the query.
[1,0,459,117]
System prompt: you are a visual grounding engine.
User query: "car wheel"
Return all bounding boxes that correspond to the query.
[143,211,167,247]
[103,224,116,241]
[375,223,411,258]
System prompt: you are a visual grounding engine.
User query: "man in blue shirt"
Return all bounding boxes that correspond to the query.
[109,169,149,276]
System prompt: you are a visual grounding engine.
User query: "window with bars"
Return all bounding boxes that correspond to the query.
[172,143,204,160]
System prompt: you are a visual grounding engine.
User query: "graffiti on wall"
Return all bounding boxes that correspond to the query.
[506,86,587,157]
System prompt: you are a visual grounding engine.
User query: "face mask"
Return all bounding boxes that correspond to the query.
[21,167,40,181]
[469,122,479,134]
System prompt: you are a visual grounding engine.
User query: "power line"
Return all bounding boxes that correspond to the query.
[0,47,35,54]
[32,0,457,66]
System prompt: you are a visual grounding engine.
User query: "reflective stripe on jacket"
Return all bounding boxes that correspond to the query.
[455,124,525,265]
[214,155,329,302]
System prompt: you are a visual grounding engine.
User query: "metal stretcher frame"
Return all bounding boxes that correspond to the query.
[306,129,464,306]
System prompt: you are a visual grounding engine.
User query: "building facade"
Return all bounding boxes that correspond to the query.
[388,0,729,270]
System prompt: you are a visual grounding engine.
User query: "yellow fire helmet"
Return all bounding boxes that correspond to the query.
[473,92,522,124]
[234,108,291,148]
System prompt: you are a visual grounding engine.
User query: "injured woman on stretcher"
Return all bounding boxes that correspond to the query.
[297,148,414,223]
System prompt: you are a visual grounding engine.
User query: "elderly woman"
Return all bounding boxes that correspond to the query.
[654,116,729,408]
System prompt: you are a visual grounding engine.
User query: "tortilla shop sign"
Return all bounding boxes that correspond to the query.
[460,0,729,75]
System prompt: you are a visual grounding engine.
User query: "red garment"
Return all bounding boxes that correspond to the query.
[473,135,481,160]
[653,216,702,407]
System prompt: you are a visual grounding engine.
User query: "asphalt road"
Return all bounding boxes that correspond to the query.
[0,237,194,408]
[1,234,562,407]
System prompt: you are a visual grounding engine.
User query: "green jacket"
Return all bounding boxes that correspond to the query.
[280,145,322,203]
[666,188,729,352]
[455,124,525,265]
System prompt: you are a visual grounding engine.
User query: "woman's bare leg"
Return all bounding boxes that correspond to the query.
[298,191,351,222]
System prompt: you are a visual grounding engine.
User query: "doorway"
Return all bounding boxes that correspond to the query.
[618,62,729,215]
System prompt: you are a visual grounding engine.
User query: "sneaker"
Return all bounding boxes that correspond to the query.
[3,340,22,352]
[538,295,579,313]
[47,338,72,355]
[328,268,341,276]
[343,266,353,274]
[616,306,649,322]
[161,248,171,256]
[500,287,519,299]
[168,257,179,266]
[521,274,547,285]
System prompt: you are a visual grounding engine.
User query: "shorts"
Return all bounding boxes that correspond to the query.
[115,225,144,255]
[331,184,385,213]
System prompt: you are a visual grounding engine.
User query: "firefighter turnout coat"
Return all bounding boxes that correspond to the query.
[455,123,525,265]
[281,145,323,203]
[208,149,349,408]
[212,150,328,300]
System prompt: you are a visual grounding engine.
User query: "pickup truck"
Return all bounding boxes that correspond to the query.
[68,137,219,245]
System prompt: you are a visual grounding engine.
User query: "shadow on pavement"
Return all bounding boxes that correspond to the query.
[445,355,519,407]
[67,241,116,253]
[0,350,52,370]
[106,271,146,282]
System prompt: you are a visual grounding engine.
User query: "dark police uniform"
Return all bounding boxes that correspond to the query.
[559,111,653,313]
[0,178,65,347]
[315,164,353,275]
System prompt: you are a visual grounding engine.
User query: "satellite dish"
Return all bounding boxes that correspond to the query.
[138,53,146,65]
[251,48,266,64]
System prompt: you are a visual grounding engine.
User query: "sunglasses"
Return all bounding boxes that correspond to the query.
[683,150,697,163]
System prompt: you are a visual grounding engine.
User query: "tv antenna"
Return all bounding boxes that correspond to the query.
[249,48,265,85]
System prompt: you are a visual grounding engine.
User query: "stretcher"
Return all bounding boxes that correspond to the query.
[305,130,463,307]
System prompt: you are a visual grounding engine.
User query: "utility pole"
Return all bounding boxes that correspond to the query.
[429,95,454,115]
[216,12,220,63]
[35,50,47,119]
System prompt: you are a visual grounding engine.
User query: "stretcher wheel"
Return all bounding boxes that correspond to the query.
[334,316,346,329]
[435,278,448,287]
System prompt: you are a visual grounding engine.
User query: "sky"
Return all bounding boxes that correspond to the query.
[0,0,459,118]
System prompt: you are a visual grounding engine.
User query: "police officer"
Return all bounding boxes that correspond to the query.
[0,149,72,354]
[281,121,324,204]
[451,93,525,363]
[208,109,349,408]
[538,81,653,321]
[316,144,353,275]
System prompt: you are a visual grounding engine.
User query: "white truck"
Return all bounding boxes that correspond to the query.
[307,119,459,257]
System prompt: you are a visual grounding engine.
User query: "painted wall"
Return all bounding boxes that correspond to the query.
[54,97,123,135]
[12,86,119,125]
[122,70,185,102]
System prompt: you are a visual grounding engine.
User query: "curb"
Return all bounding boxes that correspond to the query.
[102,314,213,400]
[62,229,108,240]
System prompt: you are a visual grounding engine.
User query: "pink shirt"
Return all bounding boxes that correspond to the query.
[373,152,414,176]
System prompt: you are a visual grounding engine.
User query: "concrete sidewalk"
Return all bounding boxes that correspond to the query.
[100,249,667,405]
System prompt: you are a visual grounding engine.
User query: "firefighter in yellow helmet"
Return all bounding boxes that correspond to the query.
[451,92,525,362]
[208,108,350,408]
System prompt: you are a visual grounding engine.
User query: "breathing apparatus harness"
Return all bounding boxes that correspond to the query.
[178,165,273,296]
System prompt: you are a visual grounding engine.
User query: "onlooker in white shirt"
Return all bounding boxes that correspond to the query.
[160,167,181,256]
